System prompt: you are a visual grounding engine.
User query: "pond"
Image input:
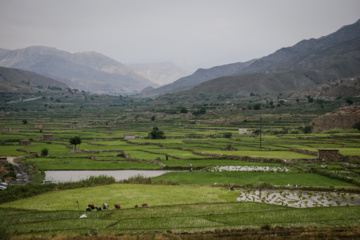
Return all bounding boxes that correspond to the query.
[44,170,172,183]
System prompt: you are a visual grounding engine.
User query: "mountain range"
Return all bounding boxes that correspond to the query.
[1,19,359,96]
[0,47,162,94]
[142,19,360,97]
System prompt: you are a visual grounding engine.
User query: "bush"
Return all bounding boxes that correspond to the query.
[41,148,49,157]
[223,132,232,138]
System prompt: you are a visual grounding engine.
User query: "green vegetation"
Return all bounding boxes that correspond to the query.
[0,91,360,238]
[69,136,82,149]
[153,172,356,187]
[1,184,234,211]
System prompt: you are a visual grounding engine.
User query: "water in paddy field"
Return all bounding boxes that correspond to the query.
[237,189,360,208]
[44,170,172,183]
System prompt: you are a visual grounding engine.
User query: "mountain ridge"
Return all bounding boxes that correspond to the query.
[142,19,360,97]
[0,46,159,94]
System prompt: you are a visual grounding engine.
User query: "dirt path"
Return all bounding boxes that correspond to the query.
[7,157,29,184]
[8,96,42,104]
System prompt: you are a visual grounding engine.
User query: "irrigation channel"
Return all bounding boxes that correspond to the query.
[44,170,173,183]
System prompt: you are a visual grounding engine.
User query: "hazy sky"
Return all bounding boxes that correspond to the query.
[1,0,359,71]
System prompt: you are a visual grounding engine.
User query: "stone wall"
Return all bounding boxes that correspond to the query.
[19,140,31,146]
[318,149,348,162]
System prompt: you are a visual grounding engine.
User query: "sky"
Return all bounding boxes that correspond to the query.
[0,0,360,72]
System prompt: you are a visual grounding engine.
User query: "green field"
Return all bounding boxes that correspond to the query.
[153,172,356,187]
[0,184,235,211]
[1,91,360,238]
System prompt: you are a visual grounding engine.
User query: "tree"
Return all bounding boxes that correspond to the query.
[180,107,188,114]
[69,136,82,149]
[306,96,314,103]
[353,121,360,130]
[346,98,353,105]
[303,126,313,134]
[22,119,28,124]
[149,127,165,139]
[253,103,261,110]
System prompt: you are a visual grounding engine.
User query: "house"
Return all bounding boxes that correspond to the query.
[2,127,11,132]
[19,139,31,146]
[124,134,135,140]
[318,149,347,162]
[238,129,248,134]
[43,134,53,140]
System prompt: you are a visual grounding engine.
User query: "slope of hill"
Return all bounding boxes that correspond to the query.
[0,66,68,93]
[311,105,360,132]
[290,76,360,100]
[128,62,189,86]
[0,46,159,94]
[144,19,360,97]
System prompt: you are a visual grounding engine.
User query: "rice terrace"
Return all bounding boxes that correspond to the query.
[1,89,360,240]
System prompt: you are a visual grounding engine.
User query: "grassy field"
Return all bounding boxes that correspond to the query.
[0,184,235,211]
[1,93,360,238]
[152,172,356,187]
[1,196,360,238]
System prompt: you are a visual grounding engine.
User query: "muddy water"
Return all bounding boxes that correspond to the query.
[44,170,172,183]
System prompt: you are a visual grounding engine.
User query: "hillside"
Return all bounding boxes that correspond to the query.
[144,19,360,97]
[290,76,360,100]
[0,47,159,94]
[311,105,360,132]
[0,66,68,93]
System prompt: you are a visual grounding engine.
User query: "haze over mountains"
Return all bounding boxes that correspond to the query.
[0,19,359,97]
[128,62,190,86]
[0,47,186,94]
[142,19,360,97]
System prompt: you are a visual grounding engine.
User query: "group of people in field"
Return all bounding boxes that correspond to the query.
[86,203,148,211]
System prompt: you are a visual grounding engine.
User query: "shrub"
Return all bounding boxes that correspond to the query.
[223,132,232,138]
[353,121,360,130]
[41,148,49,157]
